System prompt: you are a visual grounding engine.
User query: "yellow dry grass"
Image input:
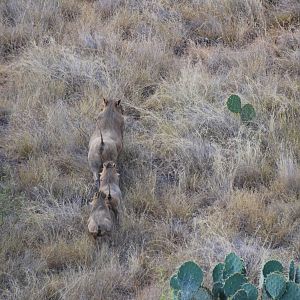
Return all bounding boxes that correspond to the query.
[0,0,299,299]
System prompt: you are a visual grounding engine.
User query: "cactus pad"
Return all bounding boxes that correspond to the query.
[281,282,300,300]
[192,287,213,300]
[176,261,204,299]
[224,273,247,297]
[262,260,284,278]
[227,95,242,113]
[213,263,224,283]
[242,283,258,300]
[289,260,295,282]
[232,289,248,300]
[240,104,256,122]
[170,274,180,292]
[212,282,226,300]
[295,266,300,284]
[265,273,286,299]
[223,252,245,279]
[262,287,273,300]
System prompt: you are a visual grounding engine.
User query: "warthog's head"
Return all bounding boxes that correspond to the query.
[103,98,124,115]
[88,191,113,239]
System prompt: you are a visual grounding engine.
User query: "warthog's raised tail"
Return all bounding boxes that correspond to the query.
[100,129,105,158]
[99,128,104,162]
[108,184,112,200]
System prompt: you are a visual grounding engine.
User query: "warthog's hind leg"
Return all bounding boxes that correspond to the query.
[92,170,100,191]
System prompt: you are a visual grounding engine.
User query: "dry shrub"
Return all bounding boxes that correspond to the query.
[267,0,300,28]
[277,148,300,194]
[11,43,107,101]
[224,191,300,247]
[40,236,93,270]
[177,0,266,46]
[0,0,81,60]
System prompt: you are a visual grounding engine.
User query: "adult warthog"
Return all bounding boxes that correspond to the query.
[99,161,124,225]
[88,98,124,188]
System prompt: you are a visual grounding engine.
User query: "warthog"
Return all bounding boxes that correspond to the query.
[87,191,114,239]
[100,161,124,225]
[88,98,124,188]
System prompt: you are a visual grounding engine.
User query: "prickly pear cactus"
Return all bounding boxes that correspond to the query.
[212,282,226,300]
[191,287,213,300]
[170,274,181,295]
[224,273,247,297]
[289,261,295,282]
[169,255,299,300]
[281,282,300,300]
[211,253,257,300]
[262,260,284,278]
[295,266,300,284]
[227,95,242,113]
[212,263,226,300]
[265,273,287,299]
[262,260,300,300]
[170,261,212,300]
[223,253,246,279]
[226,94,256,122]
[240,104,256,122]
[241,283,258,300]
[213,263,224,283]
[232,289,248,300]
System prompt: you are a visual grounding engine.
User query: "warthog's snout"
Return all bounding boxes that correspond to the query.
[88,214,112,239]
[89,226,110,239]
[97,226,110,237]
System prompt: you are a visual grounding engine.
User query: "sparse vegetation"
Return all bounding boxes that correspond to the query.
[0,0,299,299]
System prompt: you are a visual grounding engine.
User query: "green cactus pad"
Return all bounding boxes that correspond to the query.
[213,263,225,283]
[281,282,300,300]
[240,104,256,122]
[212,282,226,300]
[224,273,247,297]
[192,287,213,300]
[265,273,286,299]
[242,283,258,300]
[289,261,295,282]
[227,94,242,113]
[262,287,273,300]
[223,253,246,279]
[177,261,204,299]
[232,289,248,300]
[295,266,300,284]
[170,274,180,292]
[262,260,284,278]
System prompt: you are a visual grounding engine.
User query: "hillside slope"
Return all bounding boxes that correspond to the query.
[0,0,300,299]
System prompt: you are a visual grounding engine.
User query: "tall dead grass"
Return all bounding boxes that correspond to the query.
[0,0,299,299]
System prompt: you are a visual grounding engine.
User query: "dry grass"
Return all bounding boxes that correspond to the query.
[0,0,299,299]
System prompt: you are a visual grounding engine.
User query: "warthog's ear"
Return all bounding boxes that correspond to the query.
[116,99,121,106]
[103,98,108,105]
